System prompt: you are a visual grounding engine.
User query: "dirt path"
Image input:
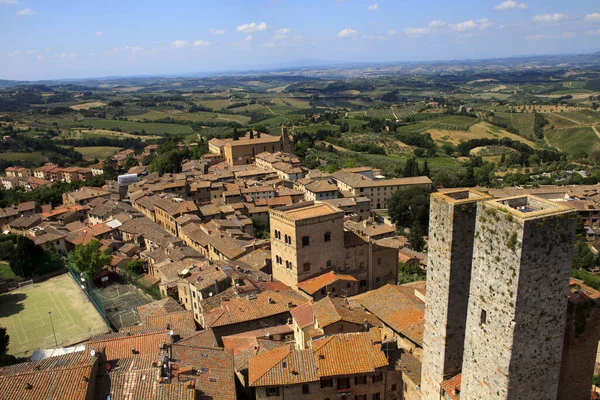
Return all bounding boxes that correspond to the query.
[592,125,600,140]
[549,113,582,126]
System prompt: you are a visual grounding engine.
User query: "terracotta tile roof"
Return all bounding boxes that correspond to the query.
[249,332,389,387]
[137,297,186,319]
[171,344,236,400]
[0,350,97,400]
[222,324,294,354]
[397,351,422,386]
[203,290,307,328]
[249,345,318,387]
[290,302,314,329]
[312,296,381,329]
[333,171,432,189]
[281,203,342,221]
[352,283,425,346]
[88,329,172,361]
[232,338,285,373]
[176,329,219,348]
[145,310,197,334]
[312,332,389,377]
[296,271,357,295]
[440,373,461,400]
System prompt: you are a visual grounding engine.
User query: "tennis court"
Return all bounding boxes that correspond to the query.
[99,283,153,330]
[0,274,110,357]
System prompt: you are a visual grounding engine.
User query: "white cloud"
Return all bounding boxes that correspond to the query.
[477,18,494,31]
[273,28,290,40]
[588,29,600,35]
[105,48,118,55]
[368,3,378,11]
[387,29,397,36]
[585,13,600,21]
[172,40,190,48]
[125,46,144,52]
[338,28,358,38]
[428,20,447,29]
[562,31,576,38]
[493,0,527,11]
[16,7,34,16]
[452,20,478,32]
[404,27,429,36]
[526,34,545,40]
[209,28,225,35]
[236,22,267,33]
[193,39,211,47]
[0,0,19,4]
[245,35,253,41]
[405,18,493,36]
[532,13,567,23]
[96,31,103,37]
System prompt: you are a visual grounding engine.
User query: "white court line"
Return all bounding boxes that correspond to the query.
[52,289,77,327]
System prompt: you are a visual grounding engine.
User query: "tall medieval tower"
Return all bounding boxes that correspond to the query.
[421,189,492,399]
[460,195,576,399]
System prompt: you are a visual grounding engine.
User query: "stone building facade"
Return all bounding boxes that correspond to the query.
[420,189,491,399]
[460,196,577,399]
[270,202,346,288]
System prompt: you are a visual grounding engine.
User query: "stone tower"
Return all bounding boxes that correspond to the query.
[460,195,577,399]
[269,201,345,288]
[421,189,492,399]
[281,125,293,153]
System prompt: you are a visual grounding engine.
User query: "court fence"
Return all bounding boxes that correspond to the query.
[67,265,112,330]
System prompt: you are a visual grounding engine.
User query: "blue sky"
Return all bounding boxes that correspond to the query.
[1,0,599,80]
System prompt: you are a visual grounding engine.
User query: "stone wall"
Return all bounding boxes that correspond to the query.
[421,190,488,400]
[461,199,576,399]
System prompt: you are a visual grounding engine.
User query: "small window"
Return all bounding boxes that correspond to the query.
[303,263,311,273]
[377,257,382,265]
[302,236,310,247]
[337,377,350,389]
[372,393,380,400]
[320,288,326,295]
[355,376,367,385]
[375,277,380,284]
[266,387,280,397]
[324,232,331,242]
[391,384,397,391]
[320,378,333,388]
[372,373,383,383]
[338,324,344,332]
[302,384,310,394]
[481,309,487,325]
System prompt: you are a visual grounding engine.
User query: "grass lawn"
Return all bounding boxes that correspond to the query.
[0,274,110,357]
[0,262,19,281]
[74,146,122,161]
[545,127,600,157]
[0,152,48,163]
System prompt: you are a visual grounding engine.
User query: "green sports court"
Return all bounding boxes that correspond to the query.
[0,273,110,357]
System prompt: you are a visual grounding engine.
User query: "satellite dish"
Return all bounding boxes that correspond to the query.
[169,330,174,336]
[265,332,270,337]
[90,349,96,357]
[209,292,213,297]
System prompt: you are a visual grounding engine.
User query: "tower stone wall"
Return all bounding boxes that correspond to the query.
[421,189,491,400]
[460,196,576,399]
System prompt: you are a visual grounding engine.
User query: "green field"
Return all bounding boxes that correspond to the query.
[0,262,19,282]
[63,119,193,135]
[74,146,122,161]
[434,115,478,125]
[0,274,110,357]
[0,152,48,163]
[129,110,250,125]
[545,127,600,157]
[495,112,536,139]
